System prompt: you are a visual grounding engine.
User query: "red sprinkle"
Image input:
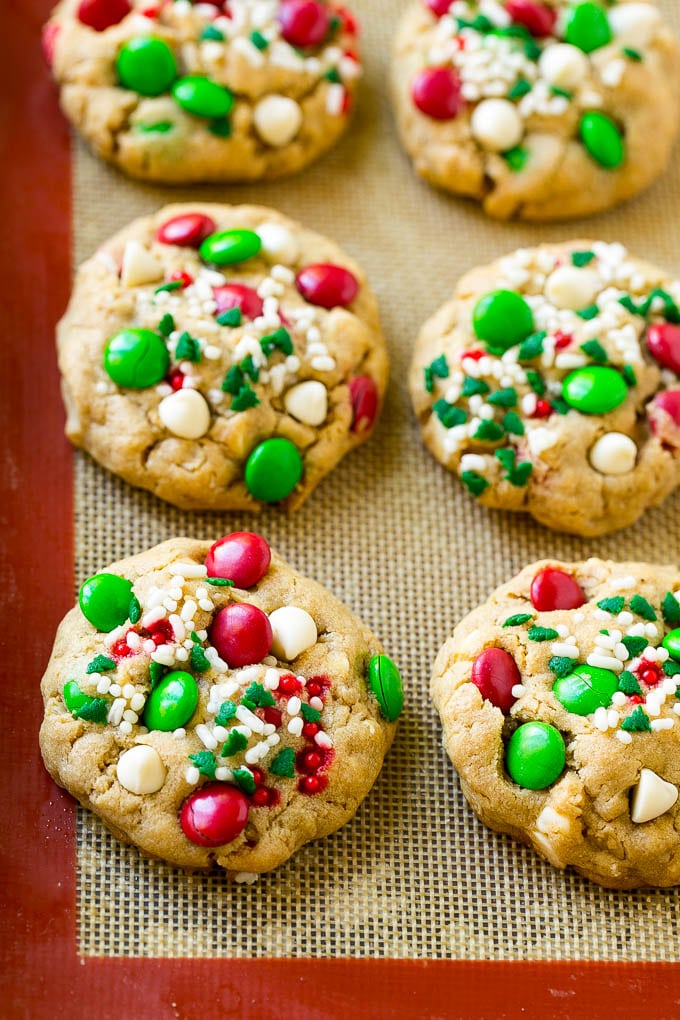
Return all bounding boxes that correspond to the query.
[277,674,303,696]
[213,283,264,321]
[169,270,193,288]
[279,0,330,47]
[298,749,324,774]
[140,5,160,16]
[638,662,663,688]
[629,694,644,705]
[302,721,320,739]
[76,0,131,31]
[263,706,283,728]
[411,66,464,120]
[553,331,573,350]
[424,0,453,16]
[251,788,271,807]
[156,212,216,248]
[646,323,680,374]
[167,369,185,391]
[296,263,359,309]
[306,675,330,698]
[249,766,265,787]
[298,774,328,795]
[531,398,553,419]
[530,568,586,612]
[336,8,359,35]
[349,376,379,434]
[461,349,485,362]
[110,632,137,659]
[146,618,174,645]
[505,0,557,36]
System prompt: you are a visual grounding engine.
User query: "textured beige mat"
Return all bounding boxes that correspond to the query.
[72,0,680,959]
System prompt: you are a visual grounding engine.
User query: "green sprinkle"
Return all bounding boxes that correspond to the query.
[619,295,641,317]
[190,643,210,673]
[222,365,244,395]
[549,656,576,678]
[665,661,680,678]
[242,682,275,709]
[270,747,296,778]
[508,462,532,487]
[250,30,269,49]
[175,332,201,363]
[217,307,242,327]
[300,703,321,723]
[456,14,493,32]
[622,46,642,61]
[503,613,534,628]
[432,399,467,428]
[215,701,237,726]
[518,332,546,362]
[232,767,256,794]
[576,304,599,321]
[551,398,570,415]
[508,78,532,100]
[189,750,217,778]
[525,370,545,396]
[461,470,489,497]
[209,117,232,138]
[621,706,651,732]
[260,327,293,357]
[154,280,183,294]
[324,67,342,83]
[502,411,524,436]
[240,354,259,383]
[157,313,175,336]
[550,85,573,99]
[206,577,234,587]
[128,595,141,624]
[231,384,260,412]
[73,697,109,724]
[137,121,174,134]
[487,387,517,408]
[424,355,450,393]
[503,146,529,172]
[622,635,648,659]
[86,654,115,674]
[528,626,559,642]
[662,592,680,627]
[200,25,225,41]
[473,420,504,442]
[495,448,516,473]
[622,364,637,387]
[571,251,596,267]
[222,730,248,757]
[629,594,657,621]
[597,597,625,614]
[149,661,167,688]
[461,376,490,398]
[580,339,608,364]
[618,671,642,696]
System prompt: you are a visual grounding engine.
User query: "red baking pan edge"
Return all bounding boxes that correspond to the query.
[2,2,679,1017]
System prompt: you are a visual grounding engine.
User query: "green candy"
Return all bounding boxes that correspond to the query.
[244,438,303,502]
[579,112,625,169]
[564,2,612,54]
[63,680,92,715]
[506,722,565,790]
[116,37,177,97]
[553,664,618,716]
[472,290,534,352]
[562,366,628,414]
[79,573,133,632]
[104,329,169,389]
[662,628,680,662]
[200,229,262,266]
[172,75,234,118]
[367,654,404,722]
[62,681,108,723]
[143,670,199,731]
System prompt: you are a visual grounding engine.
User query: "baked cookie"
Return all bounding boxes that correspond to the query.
[42,0,360,183]
[58,203,387,510]
[409,240,680,536]
[39,533,403,873]
[391,1,680,220]
[432,558,680,888]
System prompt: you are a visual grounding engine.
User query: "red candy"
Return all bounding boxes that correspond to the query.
[263,706,283,727]
[279,0,330,47]
[646,323,680,374]
[169,270,193,288]
[168,368,185,391]
[335,6,358,35]
[213,283,264,321]
[209,603,273,668]
[278,674,303,696]
[41,23,60,65]
[348,375,379,433]
[554,331,573,350]
[298,774,328,795]
[471,648,521,714]
[296,264,359,309]
[530,568,586,612]
[77,0,131,30]
[505,0,557,36]
[180,783,249,847]
[156,213,217,248]
[411,66,464,120]
[251,788,271,807]
[205,532,271,588]
[531,398,553,419]
[424,0,452,16]
[649,390,680,446]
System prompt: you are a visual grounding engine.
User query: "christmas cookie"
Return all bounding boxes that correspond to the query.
[39,533,403,873]
[409,240,680,536]
[58,203,387,510]
[42,0,360,183]
[391,1,680,219]
[432,558,680,888]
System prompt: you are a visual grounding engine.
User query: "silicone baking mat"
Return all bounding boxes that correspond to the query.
[4,0,680,1015]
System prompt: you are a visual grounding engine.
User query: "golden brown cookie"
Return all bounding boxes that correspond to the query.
[39,533,403,874]
[432,558,680,888]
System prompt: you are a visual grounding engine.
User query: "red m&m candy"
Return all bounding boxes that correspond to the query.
[471,648,521,714]
[42,23,60,65]
[646,323,680,374]
[213,283,264,320]
[530,568,586,612]
[156,212,216,248]
[349,375,379,433]
[205,532,271,588]
[180,783,249,846]
[209,603,273,667]
[505,0,557,36]
[296,264,359,308]
[424,0,453,17]
[411,67,463,120]
[279,0,330,47]
[649,390,680,446]
[77,0,131,31]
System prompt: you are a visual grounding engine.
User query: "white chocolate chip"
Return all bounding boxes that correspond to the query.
[256,222,299,264]
[588,433,637,476]
[253,95,303,147]
[120,240,164,288]
[538,44,590,90]
[158,389,211,439]
[470,99,523,152]
[609,3,661,46]
[269,606,317,661]
[631,768,678,824]
[284,381,328,426]
[116,745,166,795]
[545,266,600,311]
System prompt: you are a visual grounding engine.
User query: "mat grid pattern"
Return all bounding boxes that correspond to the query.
[72,0,680,960]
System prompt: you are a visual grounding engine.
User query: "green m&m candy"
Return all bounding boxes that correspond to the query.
[79,573,133,632]
[472,289,534,352]
[172,75,234,118]
[104,328,170,389]
[579,112,625,169]
[553,664,618,716]
[562,366,628,414]
[63,681,108,723]
[244,438,303,502]
[200,229,262,266]
[662,628,680,661]
[143,670,199,731]
[116,37,178,96]
[564,2,612,54]
[367,654,404,722]
[506,721,565,790]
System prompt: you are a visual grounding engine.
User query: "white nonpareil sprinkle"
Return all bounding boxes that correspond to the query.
[610,575,637,590]
[195,724,218,750]
[109,683,121,697]
[612,691,627,707]
[511,684,526,698]
[309,696,323,711]
[593,707,609,732]
[460,453,487,474]
[615,730,633,744]
[108,698,126,727]
[586,653,623,673]
[175,647,189,662]
[326,82,345,116]
[651,719,675,732]
[234,872,259,885]
[286,696,302,716]
[315,731,333,749]
[287,716,304,737]
[97,677,111,695]
[185,766,200,785]
[169,614,186,643]
[152,645,176,667]
[236,705,265,734]
[119,720,133,735]
[526,427,558,457]
[550,642,579,659]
